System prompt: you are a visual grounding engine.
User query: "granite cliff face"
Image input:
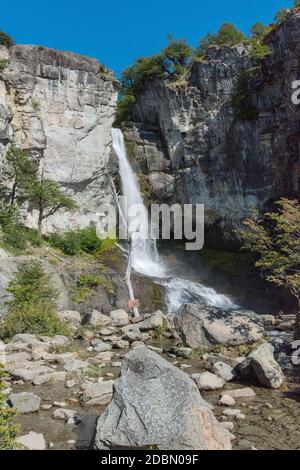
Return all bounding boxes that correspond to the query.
[123,12,300,246]
[0,45,118,232]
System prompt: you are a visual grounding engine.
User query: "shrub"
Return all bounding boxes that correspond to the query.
[48,224,114,256]
[249,41,271,61]
[0,31,15,48]
[0,260,69,340]
[114,94,136,127]
[0,302,70,341]
[274,9,289,25]
[198,23,245,55]
[0,59,9,71]
[0,364,19,450]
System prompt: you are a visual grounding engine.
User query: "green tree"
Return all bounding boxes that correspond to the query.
[0,364,19,450]
[240,199,300,338]
[0,31,15,48]
[250,22,271,39]
[26,178,77,233]
[274,9,289,25]
[0,260,70,340]
[1,147,38,207]
[198,23,245,55]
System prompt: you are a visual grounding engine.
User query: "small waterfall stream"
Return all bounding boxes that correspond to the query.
[112,128,236,313]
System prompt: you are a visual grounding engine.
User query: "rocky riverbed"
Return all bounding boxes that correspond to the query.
[1,307,299,450]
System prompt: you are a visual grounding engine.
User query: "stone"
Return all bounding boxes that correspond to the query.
[174,304,264,349]
[0,340,5,352]
[33,371,67,386]
[12,334,42,345]
[63,359,89,372]
[53,408,77,421]
[112,339,129,349]
[16,432,46,450]
[94,347,232,450]
[170,347,193,358]
[193,372,225,391]
[213,362,237,382]
[82,380,114,405]
[94,351,113,362]
[221,422,235,431]
[57,310,82,327]
[109,309,129,326]
[9,392,41,413]
[88,310,112,327]
[219,395,236,407]
[221,388,256,400]
[136,310,167,331]
[222,409,245,420]
[66,380,77,389]
[11,365,54,383]
[91,339,113,352]
[249,342,285,389]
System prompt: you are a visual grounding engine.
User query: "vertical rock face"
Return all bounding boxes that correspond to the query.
[0,45,118,232]
[123,12,300,246]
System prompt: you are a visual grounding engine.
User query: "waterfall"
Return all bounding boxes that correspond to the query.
[112,128,236,312]
[112,128,166,278]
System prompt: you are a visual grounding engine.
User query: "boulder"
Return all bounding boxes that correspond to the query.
[81,380,114,406]
[213,362,237,382]
[249,342,285,389]
[91,340,112,353]
[174,304,264,348]
[193,372,225,391]
[57,310,82,327]
[94,347,232,450]
[136,310,167,331]
[219,395,236,407]
[53,408,77,421]
[220,388,256,400]
[33,371,67,386]
[88,310,112,327]
[16,432,46,450]
[109,309,129,326]
[9,392,41,413]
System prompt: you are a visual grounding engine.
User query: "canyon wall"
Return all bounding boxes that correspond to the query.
[0,45,118,232]
[123,12,300,246]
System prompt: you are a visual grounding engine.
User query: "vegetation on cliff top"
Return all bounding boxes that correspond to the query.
[115,2,299,126]
[240,198,300,338]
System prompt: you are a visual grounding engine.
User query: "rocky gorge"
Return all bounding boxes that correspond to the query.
[0,8,300,453]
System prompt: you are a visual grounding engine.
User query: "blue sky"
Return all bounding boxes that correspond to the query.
[0,0,293,76]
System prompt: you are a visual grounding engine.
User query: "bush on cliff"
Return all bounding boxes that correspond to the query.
[198,22,245,55]
[0,260,69,340]
[240,198,300,339]
[0,31,15,48]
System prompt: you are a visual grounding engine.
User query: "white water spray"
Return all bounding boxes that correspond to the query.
[112,128,236,312]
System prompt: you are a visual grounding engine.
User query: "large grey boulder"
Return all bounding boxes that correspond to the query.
[94,347,231,450]
[9,392,41,413]
[249,342,285,389]
[174,304,264,348]
[16,432,46,450]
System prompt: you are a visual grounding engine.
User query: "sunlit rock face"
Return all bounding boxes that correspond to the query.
[123,12,300,247]
[0,44,118,232]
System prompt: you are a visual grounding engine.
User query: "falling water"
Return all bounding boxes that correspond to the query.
[112,128,236,312]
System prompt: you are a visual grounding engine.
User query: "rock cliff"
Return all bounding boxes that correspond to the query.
[0,45,118,232]
[123,12,300,247]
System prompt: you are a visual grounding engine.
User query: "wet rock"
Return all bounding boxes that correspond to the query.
[213,361,237,382]
[16,432,46,450]
[174,304,264,349]
[53,408,77,421]
[88,310,112,327]
[249,342,285,389]
[63,359,89,372]
[82,380,114,405]
[170,347,193,358]
[222,409,245,420]
[193,372,225,391]
[136,310,167,331]
[9,392,41,413]
[109,309,129,326]
[221,388,256,400]
[91,339,112,353]
[94,347,231,450]
[33,371,67,386]
[57,310,82,327]
[219,395,236,407]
